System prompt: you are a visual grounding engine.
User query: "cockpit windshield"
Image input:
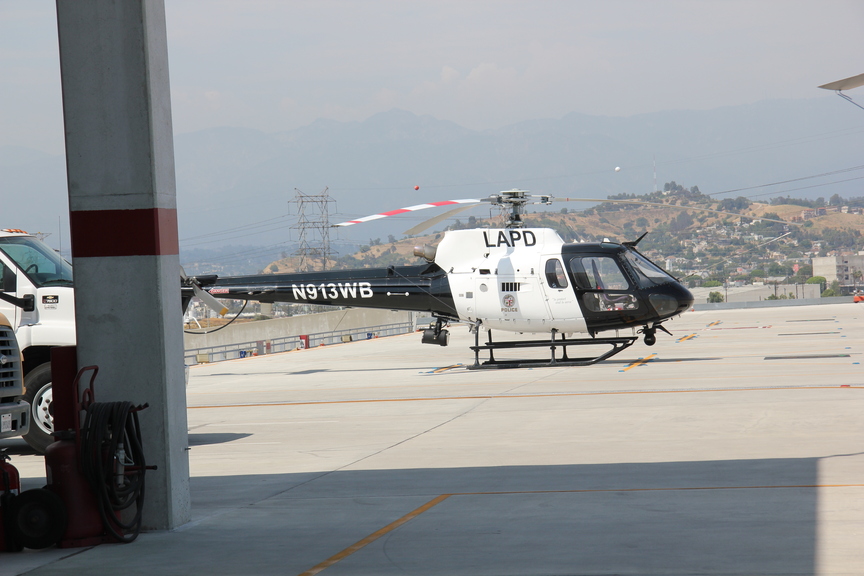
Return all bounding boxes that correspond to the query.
[622,249,675,288]
[0,237,73,288]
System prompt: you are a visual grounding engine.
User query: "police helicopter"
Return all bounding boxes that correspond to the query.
[182,189,695,369]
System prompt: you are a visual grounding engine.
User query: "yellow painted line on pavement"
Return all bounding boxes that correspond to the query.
[296,483,864,575]
[619,353,657,372]
[427,364,464,374]
[297,494,451,576]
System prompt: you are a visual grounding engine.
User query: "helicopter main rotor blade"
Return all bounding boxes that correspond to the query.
[553,197,797,226]
[403,203,483,236]
[818,73,864,92]
[333,199,482,228]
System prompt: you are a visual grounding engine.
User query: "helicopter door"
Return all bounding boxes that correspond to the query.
[568,255,644,328]
[540,257,587,333]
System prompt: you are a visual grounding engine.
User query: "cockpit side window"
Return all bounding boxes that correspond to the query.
[569,255,638,312]
[544,259,568,289]
[571,257,630,291]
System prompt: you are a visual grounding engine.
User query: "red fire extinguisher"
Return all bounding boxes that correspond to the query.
[0,451,22,552]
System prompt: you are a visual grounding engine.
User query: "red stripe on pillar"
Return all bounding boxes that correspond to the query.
[70,207,179,257]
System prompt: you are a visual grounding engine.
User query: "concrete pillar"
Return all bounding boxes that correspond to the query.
[56,0,190,530]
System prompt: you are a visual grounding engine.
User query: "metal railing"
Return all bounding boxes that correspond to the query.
[184,321,415,365]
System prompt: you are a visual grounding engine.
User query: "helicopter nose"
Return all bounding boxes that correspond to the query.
[676,284,695,314]
[648,283,695,318]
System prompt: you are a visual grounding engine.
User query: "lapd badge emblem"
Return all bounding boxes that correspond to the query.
[501,294,517,312]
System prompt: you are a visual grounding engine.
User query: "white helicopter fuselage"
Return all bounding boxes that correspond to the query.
[437,228,589,334]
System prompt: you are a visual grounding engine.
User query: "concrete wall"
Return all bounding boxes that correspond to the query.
[812,255,864,285]
[184,308,414,350]
[694,295,855,311]
[689,283,821,304]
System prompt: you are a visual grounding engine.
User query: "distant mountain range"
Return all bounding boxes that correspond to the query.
[3,96,862,257]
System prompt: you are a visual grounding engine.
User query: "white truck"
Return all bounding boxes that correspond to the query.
[0,229,75,452]
[0,311,29,441]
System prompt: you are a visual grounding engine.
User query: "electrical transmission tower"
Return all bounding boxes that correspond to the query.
[290,187,336,271]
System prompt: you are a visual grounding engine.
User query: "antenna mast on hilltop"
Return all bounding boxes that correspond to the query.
[290,187,336,271]
[653,155,658,193]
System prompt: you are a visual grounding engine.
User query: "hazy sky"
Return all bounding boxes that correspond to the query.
[2,0,863,155]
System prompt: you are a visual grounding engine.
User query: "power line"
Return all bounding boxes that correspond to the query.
[179,213,294,243]
[705,165,864,198]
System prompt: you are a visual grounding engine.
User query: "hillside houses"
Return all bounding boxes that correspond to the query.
[789,206,864,222]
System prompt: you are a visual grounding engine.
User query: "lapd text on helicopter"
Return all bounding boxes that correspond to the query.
[483,230,537,248]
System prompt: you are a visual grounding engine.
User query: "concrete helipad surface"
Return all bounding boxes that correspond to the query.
[2,302,862,575]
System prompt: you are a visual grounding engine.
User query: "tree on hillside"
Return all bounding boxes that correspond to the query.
[750,268,766,278]
[718,197,751,212]
[806,276,826,289]
[669,211,694,234]
[767,261,791,276]
[819,228,861,250]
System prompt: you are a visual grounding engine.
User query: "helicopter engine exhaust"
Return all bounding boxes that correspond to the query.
[413,244,437,262]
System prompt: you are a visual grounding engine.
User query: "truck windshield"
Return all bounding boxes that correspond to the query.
[0,237,73,287]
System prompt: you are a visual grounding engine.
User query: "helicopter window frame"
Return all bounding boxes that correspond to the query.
[544,259,568,289]
[622,249,675,289]
[569,256,631,292]
[568,255,639,313]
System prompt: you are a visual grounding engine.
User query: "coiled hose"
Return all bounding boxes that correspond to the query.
[80,401,147,543]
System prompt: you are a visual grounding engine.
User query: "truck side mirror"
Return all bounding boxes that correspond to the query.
[20,294,35,312]
[0,267,34,311]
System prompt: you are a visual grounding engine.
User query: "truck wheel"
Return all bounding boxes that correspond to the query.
[22,364,54,454]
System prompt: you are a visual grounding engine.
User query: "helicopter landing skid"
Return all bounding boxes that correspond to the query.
[468,329,637,370]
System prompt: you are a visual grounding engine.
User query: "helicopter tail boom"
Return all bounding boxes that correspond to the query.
[187,264,459,318]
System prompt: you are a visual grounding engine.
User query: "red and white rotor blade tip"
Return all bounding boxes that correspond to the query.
[333,199,482,228]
